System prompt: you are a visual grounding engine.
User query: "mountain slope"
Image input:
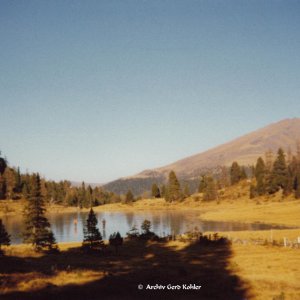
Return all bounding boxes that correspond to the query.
[156,118,300,176]
[104,118,300,195]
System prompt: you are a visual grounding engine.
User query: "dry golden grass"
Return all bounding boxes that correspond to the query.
[1,235,300,299]
[217,228,300,242]
[1,270,104,294]
[1,181,300,299]
[229,244,300,300]
[200,198,300,227]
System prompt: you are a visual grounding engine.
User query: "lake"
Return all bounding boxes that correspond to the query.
[2,210,289,244]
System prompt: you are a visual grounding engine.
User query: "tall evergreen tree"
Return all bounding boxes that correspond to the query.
[23,173,57,251]
[240,167,248,180]
[141,219,151,234]
[14,167,22,193]
[83,208,103,250]
[125,189,134,203]
[255,157,266,195]
[166,170,182,202]
[0,153,7,175]
[268,148,288,194]
[0,219,10,251]
[230,162,242,185]
[294,173,300,199]
[0,153,7,200]
[285,157,298,196]
[109,232,123,254]
[160,184,167,198]
[151,184,161,198]
[0,176,6,200]
[203,176,218,201]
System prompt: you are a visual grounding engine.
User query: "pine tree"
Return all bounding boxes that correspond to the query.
[126,224,139,239]
[285,157,298,196]
[14,167,22,193]
[0,153,7,175]
[0,176,6,200]
[160,184,166,198]
[203,176,218,201]
[23,173,57,251]
[83,208,103,250]
[22,174,31,200]
[255,157,266,195]
[166,170,182,202]
[0,219,10,251]
[151,184,161,198]
[269,148,288,194]
[294,173,300,199]
[240,167,248,180]
[125,190,134,203]
[0,153,7,200]
[230,162,242,185]
[141,219,151,234]
[109,232,123,254]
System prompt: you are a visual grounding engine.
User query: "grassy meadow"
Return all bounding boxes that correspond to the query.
[1,181,300,299]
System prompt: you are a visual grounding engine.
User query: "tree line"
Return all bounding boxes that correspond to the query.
[250,148,300,199]
[150,147,300,202]
[0,153,121,207]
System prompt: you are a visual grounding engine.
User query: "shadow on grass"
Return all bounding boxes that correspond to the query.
[0,239,251,300]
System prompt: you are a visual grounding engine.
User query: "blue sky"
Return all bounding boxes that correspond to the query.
[1,0,300,183]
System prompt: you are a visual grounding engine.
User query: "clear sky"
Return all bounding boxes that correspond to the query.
[1,0,300,183]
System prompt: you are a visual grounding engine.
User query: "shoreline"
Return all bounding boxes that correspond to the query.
[1,197,300,228]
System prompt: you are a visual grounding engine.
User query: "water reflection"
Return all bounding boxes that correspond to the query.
[2,210,291,244]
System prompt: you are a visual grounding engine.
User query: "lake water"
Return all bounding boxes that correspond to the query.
[2,210,289,244]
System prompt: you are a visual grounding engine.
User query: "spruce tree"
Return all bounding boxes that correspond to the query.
[23,173,57,251]
[0,154,7,175]
[285,157,298,196]
[151,184,161,198]
[125,190,134,203]
[0,219,10,251]
[294,173,300,199]
[0,176,6,200]
[269,148,288,194]
[160,184,166,198]
[109,232,123,254]
[14,167,22,193]
[166,170,182,202]
[141,219,151,234]
[83,208,103,250]
[255,157,266,195]
[230,162,242,185]
[240,167,248,180]
[203,176,218,201]
[0,154,7,200]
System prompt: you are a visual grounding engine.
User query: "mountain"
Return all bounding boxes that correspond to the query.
[103,118,300,195]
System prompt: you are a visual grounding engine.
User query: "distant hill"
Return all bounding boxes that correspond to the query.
[103,118,300,195]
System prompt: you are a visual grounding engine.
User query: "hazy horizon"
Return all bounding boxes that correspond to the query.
[1,1,300,183]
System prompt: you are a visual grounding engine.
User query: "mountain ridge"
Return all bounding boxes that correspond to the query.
[103,118,300,195]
